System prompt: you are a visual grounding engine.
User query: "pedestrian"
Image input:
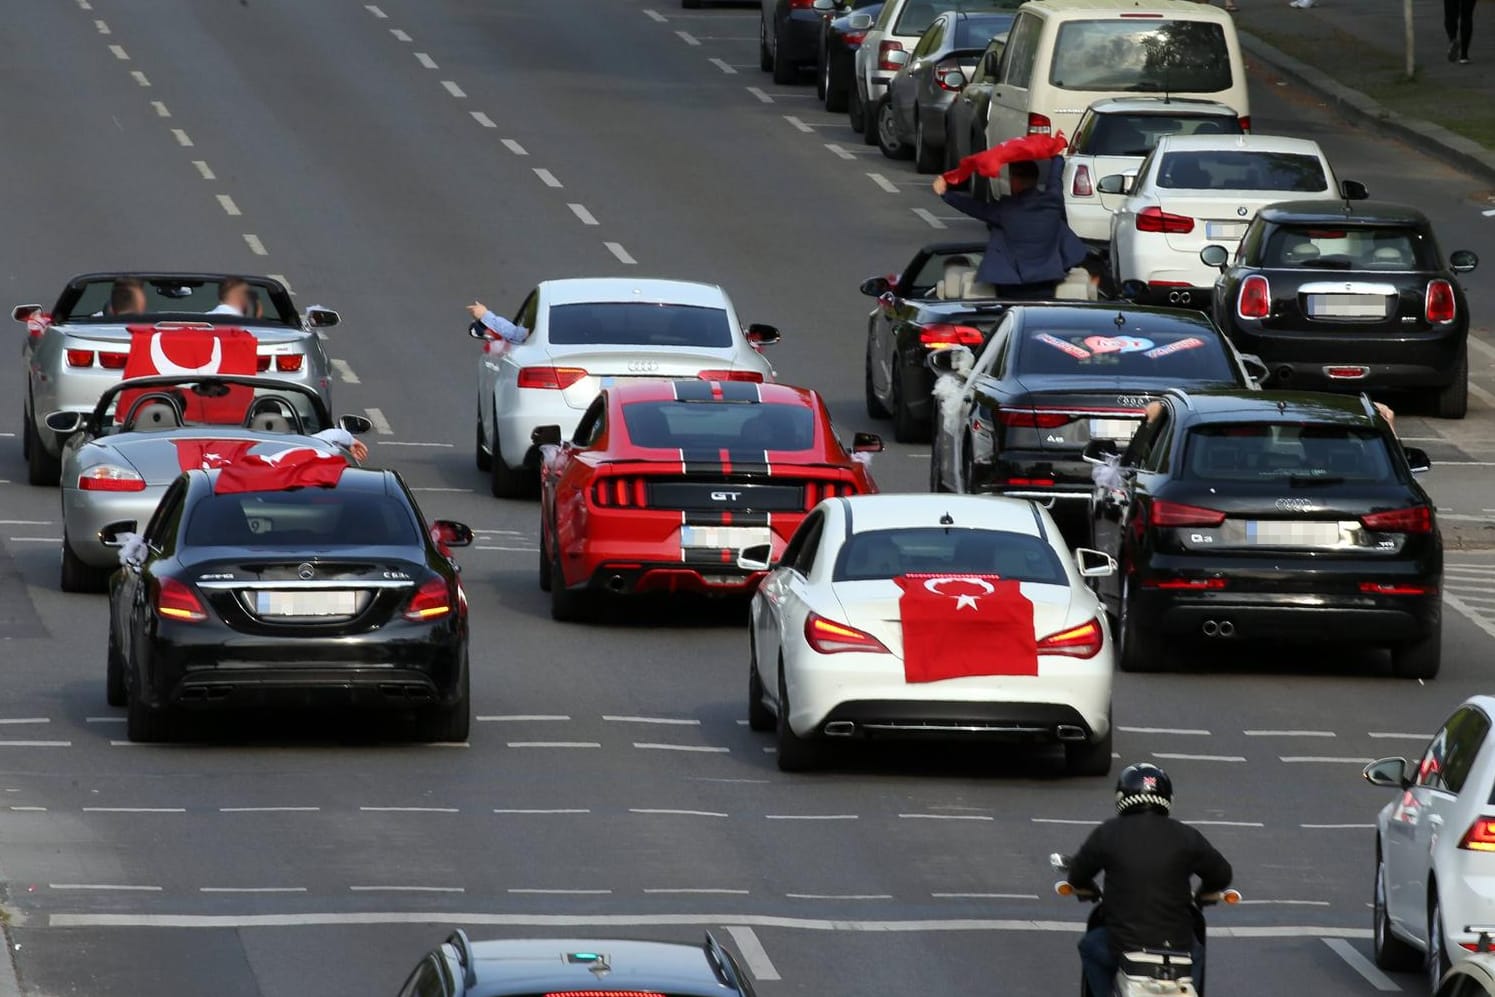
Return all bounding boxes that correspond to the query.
[1447,0,1476,63]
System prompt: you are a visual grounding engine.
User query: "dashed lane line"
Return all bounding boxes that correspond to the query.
[606,242,638,265]
[723,926,781,981]
[708,58,738,74]
[633,742,729,753]
[648,888,750,895]
[899,813,994,822]
[108,43,128,60]
[372,441,454,447]
[603,715,699,725]
[216,194,241,217]
[81,807,185,813]
[219,807,319,813]
[7,537,59,543]
[1152,752,1245,762]
[676,30,701,45]
[415,52,437,69]
[0,718,48,725]
[50,884,161,892]
[0,741,69,748]
[470,111,496,128]
[94,18,109,32]
[533,168,563,188]
[1368,732,1429,740]
[391,28,411,41]
[494,809,591,815]
[330,358,360,384]
[477,714,572,721]
[358,806,459,814]
[783,116,815,133]
[1032,818,1100,825]
[509,888,613,895]
[933,892,1040,900]
[1280,756,1373,764]
[786,894,893,901]
[192,160,215,180]
[1323,938,1400,991]
[150,100,170,117]
[764,814,858,820]
[867,173,900,194]
[568,203,599,226]
[1119,725,1210,735]
[912,208,947,229]
[441,80,467,98]
[364,4,387,17]
[502,139,528,155]
[1302,823,1376,829]
[1184,820,1264,827]
[130,70,149,86]
[243,234,267,256]
[643,8,668,21]
[171,128,193,147]
[505,742,601,749]
[201,886,306,893]
[629,808,729,818]
[746,87,774,104]
[1244,730,1334,737]
[363,407,392,434]
[351,885,465,893]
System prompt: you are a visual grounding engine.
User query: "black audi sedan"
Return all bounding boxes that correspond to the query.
[104,466,473,743]
[1087,390,1441,677]
[1200,200,1478,419]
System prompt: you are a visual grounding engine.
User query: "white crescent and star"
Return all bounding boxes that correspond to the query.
[922,576,996,611]
[148,334,223,376]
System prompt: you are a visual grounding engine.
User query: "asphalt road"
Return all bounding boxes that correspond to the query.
[2,1,1495,995]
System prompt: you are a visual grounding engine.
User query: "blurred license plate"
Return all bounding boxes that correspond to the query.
[1088,418,1140,440]
[1205,221,1247,239]
[256,590,357,616]
[680,526,771,549]
[1307,294,1387,318]
[1244,521,1341,546]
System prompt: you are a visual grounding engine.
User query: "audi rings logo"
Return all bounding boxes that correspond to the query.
[627,360,660,372]
[1116,395,1150,409]
[296,562,316,580]
[1274,498,1314,513]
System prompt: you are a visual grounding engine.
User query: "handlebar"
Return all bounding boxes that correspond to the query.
[1055,883,1241,906]
[1055,881,1100,901]
[1197,889,1241,907]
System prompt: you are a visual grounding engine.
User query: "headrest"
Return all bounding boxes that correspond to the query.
[961,274,998,300]
[131,402,183,431]
[939,259,977,300]
[249,413,292,434]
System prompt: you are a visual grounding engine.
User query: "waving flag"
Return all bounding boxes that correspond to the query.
[941,134,1069,186]
[213,447,346,494]
[171,439,259,472]
[895,574,1037,683]
[115,325,259,424]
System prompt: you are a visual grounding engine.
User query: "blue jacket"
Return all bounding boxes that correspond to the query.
[941,156,1088,287]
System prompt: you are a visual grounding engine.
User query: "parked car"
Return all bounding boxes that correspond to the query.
[762,0,854,84]
[941,34,1007,191]
[1202,199,1477,419]
[818,1,883,112]
[878,10,1014,171]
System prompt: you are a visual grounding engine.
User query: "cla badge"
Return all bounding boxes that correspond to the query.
[296,562,315,580]
[1275,498,1313,512]
[710,491,741,501]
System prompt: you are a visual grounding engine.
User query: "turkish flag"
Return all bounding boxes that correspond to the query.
[895,574,1038,683]
[170,439,259,472]
[213,447,346,494]
[115,326,259,424]
[941,134,1069,186]
[26,312,51,339]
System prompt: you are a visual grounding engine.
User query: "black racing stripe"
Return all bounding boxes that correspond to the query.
[722,451,769,475]
[679,449,723,476]
[683,511,734,527]
[672,380,715,402]
[717,381,761,403]
[681,548,746,568]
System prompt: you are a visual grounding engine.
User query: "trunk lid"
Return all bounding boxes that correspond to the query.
[830,578,1077,659]
[541,344,745,411]
[1158,191,1284,255]
[185,555,425,635]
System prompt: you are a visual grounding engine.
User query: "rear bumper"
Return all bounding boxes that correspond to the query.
[819,699,1105,742]
[583,561,766,596]
[778,13,823,64]
[1133,588,1440,643]
[1227,325,1464,390]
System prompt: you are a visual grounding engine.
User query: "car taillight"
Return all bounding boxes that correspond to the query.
[697,369,764,382]
[545,992,666,997]
[155,577,206,622]
[1359,582,1437,596]
[1152,500,1226,527]
[1360,506,1433,533]
[1006,477,1055,486]
[805,612,890,654]
[65,349,95,368]
[78,465,146,492]
[1426,279,1456,323]
[1027,112,1052,136]
[276,354,304,372]
[1237,115,1251,133]
[803,480,859,510]
[934,59,965,92]
[998,408,1072,429]
[1135,205,1194,234]
[1143,577,1227,591]
[918,323,984,347]
[403,577,452,621]
[877,40,904,71]
[1460,818,1495,852]
[1072,165,1093,197]
[1237,274,1271,320]
[1037,618,1103,659]
[97,351,128,369]
[591,477,648,508]
[844,30,867,45]
[518,366,588,390]
[256,355,273,372]
[789,0,816,7]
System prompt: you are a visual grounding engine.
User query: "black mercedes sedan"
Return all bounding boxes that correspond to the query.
[104,465,473,743]
[1086,390,1441,678]
[1201,200,1478,418]
[818,0,882,113]
[926,303,1259,544]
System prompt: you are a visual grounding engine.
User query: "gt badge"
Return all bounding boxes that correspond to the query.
[710,491,741,502]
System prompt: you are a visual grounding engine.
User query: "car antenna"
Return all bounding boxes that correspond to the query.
[1276,398,1288,413]
[940,511,955,533]
[1114,311,1126,329]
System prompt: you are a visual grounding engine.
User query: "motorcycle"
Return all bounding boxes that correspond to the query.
[1050,852,1240,997]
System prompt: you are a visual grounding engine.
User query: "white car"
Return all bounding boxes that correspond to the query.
[1106,134,1338,308]
[1436,954,1495,997]
[1365,697,1495,990]
[473,278,779,497]
[744,493,1116,774]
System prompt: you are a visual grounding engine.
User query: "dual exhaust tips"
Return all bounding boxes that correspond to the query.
[1166,290,1193,305]
[1201,619,1236,638]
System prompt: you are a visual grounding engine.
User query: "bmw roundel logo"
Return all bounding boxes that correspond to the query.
[1236,206,1248,217]
[297,562,315,580]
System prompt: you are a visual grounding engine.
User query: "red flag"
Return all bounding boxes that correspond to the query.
[941,133,1069,186]
[213,447,346,494]
[26,312,51,339]
[115,326,259,424]
[895,574,1037,683]
[170,439,259,472]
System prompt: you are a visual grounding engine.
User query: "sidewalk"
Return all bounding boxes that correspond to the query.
[1216,0,1495,178]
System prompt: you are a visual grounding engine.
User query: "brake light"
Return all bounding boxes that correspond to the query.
[1027,112,1052,136]
[276,354,304,372]
[934,59,965,92]
[1325,366,1367,380]
[1152,500,1226,527]
[155,577,206,622]
[78,465,146,492]
[918,323,984,347]
[545,992,666,997]
[1460,818,1495,852]
[1037,618,1103,659]
[1143,577,1228,590]
[1360,506,1433,533]
[518,366,588,390]
[403,577,452,621]
[803,481,858,510]
[696,369,765,383]
[1072,165,1093,197]
[1359,582,1437,596]
[97,351,128,369]
[844,30,867,45]
[256,355,272,372]
[804,612,890,654]
[1237,274,1271,320]
[877,40,904,71]
[1238,116,1251,132]
[1426,279,1456,324]
[591,477,648,508]
[789,0,816,6]
[1006,477,1055,486]
[998,409,1072,429]
[1135,205,1194,234]
[65,349,95,368]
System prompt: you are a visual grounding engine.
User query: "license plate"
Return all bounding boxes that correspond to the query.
[1244,521,1342,546]
[255,590,358,616]
[1306,294,1387,319]
[1088,418,1140,441]
[1205,221,1247,240]
[679,525,771,550]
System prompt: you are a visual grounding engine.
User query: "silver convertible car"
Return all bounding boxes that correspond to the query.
[48,374,370,592]
[16,272,340,486]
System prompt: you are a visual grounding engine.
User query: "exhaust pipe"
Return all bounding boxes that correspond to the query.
[1168,291,1181,303]
[1217,620,1235,638]
[823,720,856,737]
[1056,724,1088,742]
[1275,365,1293,383]
[1202,620,1219,637]
[605,574,627,593]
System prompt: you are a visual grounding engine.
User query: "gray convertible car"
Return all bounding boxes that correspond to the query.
[49,374,370,592]
[16,272,340,486]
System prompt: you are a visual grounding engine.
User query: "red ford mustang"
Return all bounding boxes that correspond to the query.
[536,378,882,620]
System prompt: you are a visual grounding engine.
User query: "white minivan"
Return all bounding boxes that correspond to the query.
[982,0,1249,194]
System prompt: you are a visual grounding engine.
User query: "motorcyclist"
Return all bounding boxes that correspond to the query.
[1067,762,1233,997]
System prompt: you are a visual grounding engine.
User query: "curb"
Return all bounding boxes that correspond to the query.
[1239,30,1495,185]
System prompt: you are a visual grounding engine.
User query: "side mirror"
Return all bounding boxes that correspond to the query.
[1238,352,1269,386]
[943,70,966,89]
[1339,179,1369,202]
[1074,548,1116,578]
[1450,249,1479,274]
[531,424,564,447]
[431,519,473,548]
[1199,244,1230,270]
[851,432,884,453]
[737,543,774,572]
[338,414,373,435]
[746,323,781,346]
[12,304,42,323]
[812,0,836,10]
[859,274,893,297]
[99,521,139,548]
[848,12,875,29]
[925,344,975,375]
[305,306,340,328]
[1362,756,1409,789]
[1403,446,1431,474]
[1117,279,1148,302]
[1081,439,1120,464]
[44,411,86,435]
[1096,174,1129,195]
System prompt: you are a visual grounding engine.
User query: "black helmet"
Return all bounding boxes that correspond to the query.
[1115,762,1172,815]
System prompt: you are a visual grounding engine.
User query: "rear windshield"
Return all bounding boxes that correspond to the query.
[955,14,1014,49]
[1016,325,1237,381]
[1262,225,1431,271]
[1050,20,1232,93]
[63,277,295,325]
[1080,112,1241,157]
[1181,424,1396,483]
[547,303,733,348]
[835,528,1066,583]
[185,490,421,547]
[622,401,816,452]
[1157,151,1328,192]
[896,0,1022,36]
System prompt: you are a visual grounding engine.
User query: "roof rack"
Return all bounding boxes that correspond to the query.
[703,931,742,990]
[445,929,478,990]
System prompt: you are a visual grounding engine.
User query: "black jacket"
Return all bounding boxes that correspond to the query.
[1067,810,1233,955]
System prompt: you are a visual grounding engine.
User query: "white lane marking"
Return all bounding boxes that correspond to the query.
[786,893,893,900]
[475,546,540,552]
[724,926,781,981]
[479,714,572,722]
[606,242,638,265]
[0,740,70,747]
[533,168,563,187]
[391,28,411,41]
[604,715,699,725]
[629,808,729,818]
[1032,818,1101,825]
[1447,564,1495,573]
[1445,591,1495,642]
[352,885,465,893]
[150,100,169,117]
[108,44,129,59]
[365,4,387,17]
[201,886,306,893]
[50,883,160,891]
[372,441,454,447]
[1280,756,1373,764]
[1183,820,1264,828]
[0,718,48,725]
[441,80,467,98]
[1302,823,1376,829]
[94,18,109,32]
[192,160,215,180]
[1238,899,1332,907]
[10,806,46,812]
[633,743,728,753]
[243,234,267,255]
[330,359,360,384]
[933,892,1040,899]
[8,537,59,543]
[220,807,319,813]
[568,203,599,226]
[1468,381,1495,408]
[85,717,125,723]
[358,806,459,813]
[676,30,700,45]
[494,809,591,814]
[783,116,815,133]
[746,87,774,103]
[0,520,52,526]
[1368,732,1430,740]
[899,813,994,821]
[825,144,861,160]
[1152,752,1245,762]
[708,57,738,75]
[509,888,613,895]
[1244,730,1334,737]
[364,407,392,435]
[764,814,858,821]
[644,8,668,21]
[82,807,184,813]
[171,128,193,147]
[867,173,900,193]
[1323,938,1400,991]
[470,111,496,128]
[506,741,601,748]
[1119,726,1212,735]
[912,208,947,229]
[216,194,241,217]
[412,487,475,493]
[502,138,528,155]
[415,52,437,69]
[130,70,150,86]
[647,888,749,895]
